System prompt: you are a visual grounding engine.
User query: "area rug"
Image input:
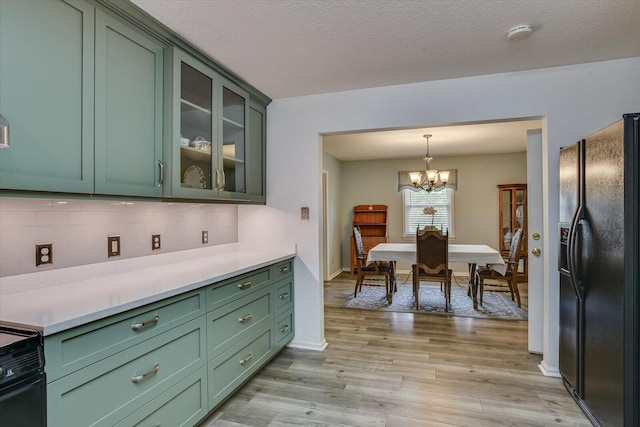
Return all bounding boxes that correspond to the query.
[341,283,527,320]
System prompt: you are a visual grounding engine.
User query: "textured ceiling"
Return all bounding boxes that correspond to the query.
[130,0,639,160]
[132,0,640,100]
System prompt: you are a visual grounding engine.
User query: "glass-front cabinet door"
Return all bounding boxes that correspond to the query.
[170,49,257,201]
[172,50,217,198]
[217,80,249,199]
[497,183,528,277]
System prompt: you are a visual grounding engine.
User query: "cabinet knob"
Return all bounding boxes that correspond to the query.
[532,232,541,240]
[531,248,541,256]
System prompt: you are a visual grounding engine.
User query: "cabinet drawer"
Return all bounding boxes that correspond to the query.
[273,259,293,280]
[48,316,206,427]
[274,310,294,348]
[207,267,271,311]
[114,367,207,427]
[274,277,293,314]
[208,327,272,410]
[45,289,205,381]
[207,286,272,360]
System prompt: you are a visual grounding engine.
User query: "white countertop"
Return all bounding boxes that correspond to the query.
[0,242,296,336]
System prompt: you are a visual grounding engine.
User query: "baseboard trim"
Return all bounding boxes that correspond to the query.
[287,338,328,352]
[326,270,343,281]
[538,360,561,377]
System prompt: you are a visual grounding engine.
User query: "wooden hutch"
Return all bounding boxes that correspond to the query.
[498,184,528,278]
[350,204,389,273]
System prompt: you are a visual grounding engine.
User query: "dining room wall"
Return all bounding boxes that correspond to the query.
[338,152,527,272]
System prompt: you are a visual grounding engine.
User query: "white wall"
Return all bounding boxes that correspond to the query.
[239,57,640,369]
[338,153,527,271]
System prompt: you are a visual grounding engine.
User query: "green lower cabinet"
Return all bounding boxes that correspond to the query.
[47,316,206,427]
[114,366,208,427]
[274,310,295,347]
[208,326,272,410]
[207,286,272,359]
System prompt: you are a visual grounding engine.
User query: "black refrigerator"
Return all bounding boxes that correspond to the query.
[558,113,639,426]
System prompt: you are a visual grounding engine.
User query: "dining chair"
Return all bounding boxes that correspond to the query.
[352,226,392,299]
[475,228,524,307]
[413,227,452,311]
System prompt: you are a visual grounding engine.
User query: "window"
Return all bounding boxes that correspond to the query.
[402,188,454,237]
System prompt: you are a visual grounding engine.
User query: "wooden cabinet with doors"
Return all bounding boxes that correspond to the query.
[350,205,388,273]
[498,184,527,278]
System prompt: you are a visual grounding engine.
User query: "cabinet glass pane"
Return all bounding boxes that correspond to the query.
[180,62,212,190]
[515,189,526,230]
[222,87,245,193]
[502,190,512,250]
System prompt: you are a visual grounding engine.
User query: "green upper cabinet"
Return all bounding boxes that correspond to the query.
[0,0,95,193]
[167,48,265,203]
[94,10,164,197]
[0,0,164,197]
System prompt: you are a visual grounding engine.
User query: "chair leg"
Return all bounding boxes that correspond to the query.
[444,278,450,312]
[510,279,522,308]
[354,270,363,297]
[478,274,484,306]
[413,267,419,310]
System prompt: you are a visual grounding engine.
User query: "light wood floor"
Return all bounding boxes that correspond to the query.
[200,273,589,427]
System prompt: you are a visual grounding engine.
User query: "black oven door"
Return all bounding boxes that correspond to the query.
[0,372,46,427]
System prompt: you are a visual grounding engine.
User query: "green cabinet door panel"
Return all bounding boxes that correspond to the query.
[47,316,206,427]
[208,326,272,410]
[207,286,272,359]
[0,0,94,193]
[246,101,266,201]
[114,367,208,427]
[94,10,164,197]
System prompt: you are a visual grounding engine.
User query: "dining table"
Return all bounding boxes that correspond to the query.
[366,243,506,309]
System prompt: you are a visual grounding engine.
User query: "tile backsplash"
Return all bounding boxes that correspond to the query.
[0,197,238,277]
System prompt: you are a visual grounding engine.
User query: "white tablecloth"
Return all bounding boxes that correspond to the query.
[367,243,507,275]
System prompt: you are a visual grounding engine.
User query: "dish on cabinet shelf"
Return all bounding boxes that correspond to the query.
[183,165,207,189]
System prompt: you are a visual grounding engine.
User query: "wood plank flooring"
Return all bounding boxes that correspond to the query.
[199,273,589,427]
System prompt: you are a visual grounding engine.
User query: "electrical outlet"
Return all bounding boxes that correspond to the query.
[108,235,121,257]
[202,230,208,244]
[35,243,53,266]
[152,234,161,250]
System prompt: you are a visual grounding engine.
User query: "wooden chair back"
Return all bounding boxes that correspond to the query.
[506,228,524,278]
[353,226,366,264]
[415,228,449,276]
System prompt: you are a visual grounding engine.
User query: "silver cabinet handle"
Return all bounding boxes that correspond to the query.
[279,325,290,333]
[238,313,253,323]
[156,160,164,187]
[131,315,159,331]
[131,363,160,383]
[279,292,289,300]
[237,281,251,290]
[220,170,226,190]
[239,353,253,366]
[214,170,221,190]
[278,266,289,273]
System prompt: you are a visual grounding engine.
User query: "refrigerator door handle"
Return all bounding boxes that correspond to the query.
[568,206,585,299]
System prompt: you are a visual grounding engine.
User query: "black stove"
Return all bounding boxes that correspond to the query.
[0,325,46,427]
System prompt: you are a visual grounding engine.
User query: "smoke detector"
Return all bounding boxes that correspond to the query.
[507,24,533,41]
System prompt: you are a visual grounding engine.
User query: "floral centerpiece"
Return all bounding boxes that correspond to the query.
[423,206,438,230]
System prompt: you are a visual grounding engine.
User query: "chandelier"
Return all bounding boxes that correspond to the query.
[408,134,450,192]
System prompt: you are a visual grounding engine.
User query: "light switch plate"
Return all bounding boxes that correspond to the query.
[152,234,161,250]
[108,235,121,257]
[35,243,53,266]
[301,207,309,220]
[202,230,208,244]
